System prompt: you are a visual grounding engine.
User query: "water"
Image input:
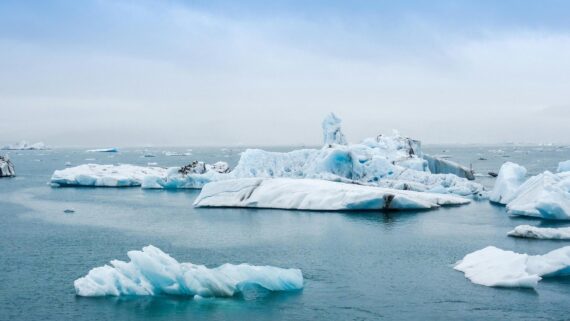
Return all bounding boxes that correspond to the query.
[1,145,570,320]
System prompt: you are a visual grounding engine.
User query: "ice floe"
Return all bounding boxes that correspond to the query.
[51,164,166,187]
[141,161,230,189]
[508,225,570,240]
[74,245,303,297]
[193,178,470,211]
[0,155,15,177]
[1,141,48,150]
[86,148,118,153]
[454,246,570,288]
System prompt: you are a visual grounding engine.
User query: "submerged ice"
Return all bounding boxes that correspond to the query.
[454,246,570,288]
[74,245,303,297]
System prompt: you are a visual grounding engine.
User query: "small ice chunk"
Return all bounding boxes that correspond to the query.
[74,245,303,297]
[508,225,570,240]
[454,246,570,288]
[0,155,16,177]
[86,148,118,153]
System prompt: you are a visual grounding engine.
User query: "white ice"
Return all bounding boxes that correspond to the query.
[141,161,230,189]
[558,160,570,173]
[508,225,570,240]
[193,178,470,211]
[86,148,118,153]
[488,162,527,205]
[74,245,303,297]
[454,246,570,288]
[1,141,48,150]
[50,164,166,187]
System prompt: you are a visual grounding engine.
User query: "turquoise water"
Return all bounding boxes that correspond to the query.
[1,145,570,320]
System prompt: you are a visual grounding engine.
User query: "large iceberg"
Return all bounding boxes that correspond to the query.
[0,155,15,177]
[508,225,570,240]
[52,114,484,199]
[51,164,166,187]
[194,178,470,210]
[1,141,48,150]
[74,245,303,297]
[454,246,570,288]
[488,162,527,205]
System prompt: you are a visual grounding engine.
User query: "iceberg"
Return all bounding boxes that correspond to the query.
[74,245,303,297]
[1,141,48,150]
[0,155,15,177]
[86,148,118,153]
[454,246,570,288]
[50,164,166,187]
[488,162,527,205]
[193,178,470,211]
[508,225,570,240]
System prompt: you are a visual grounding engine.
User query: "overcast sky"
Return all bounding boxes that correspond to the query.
[1,0,570,147]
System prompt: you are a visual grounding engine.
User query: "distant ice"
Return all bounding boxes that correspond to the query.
[86,148,118,153]
[194,178,470,211]
[2,141,48,150]
[455,246,570,288]
[322,113,347,146]
[74,245,303,297]
[508,225,570,240]
[51,164,166,187]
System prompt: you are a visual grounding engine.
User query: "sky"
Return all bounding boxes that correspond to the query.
[1,0,570,147]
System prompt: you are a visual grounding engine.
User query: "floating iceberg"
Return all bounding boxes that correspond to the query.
[86,148,118,153]
[194,178,470,211]
[454,246,570,288]
[489,162,527,205]
[53,114,484,198]
[74,245,303,297]
[1,141,48,150]
[489,161,570,220]
[508,225,570,240]
[51,164,166,187]
[0,155,15,177]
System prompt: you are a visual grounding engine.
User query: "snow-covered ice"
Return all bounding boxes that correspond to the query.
[74,245,303,297]
[51,164,166,187]
[1,141,48,150]
[194,178,470,211]
[489,162,527,205]
[0,155,15,177]
[508,225,570,240]
[454,246,570,288]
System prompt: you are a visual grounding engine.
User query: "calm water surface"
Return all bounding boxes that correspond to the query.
[1,145,570,320]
